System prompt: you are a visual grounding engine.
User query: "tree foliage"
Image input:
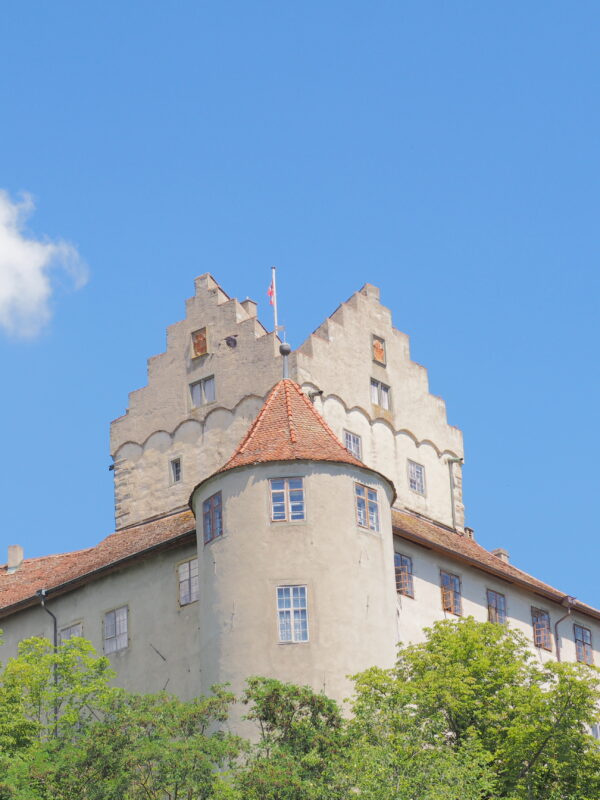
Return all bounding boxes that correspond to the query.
[1,620,599,800]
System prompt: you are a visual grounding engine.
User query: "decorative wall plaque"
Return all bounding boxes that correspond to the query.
[372,335,386,365]
[191,327,208,358]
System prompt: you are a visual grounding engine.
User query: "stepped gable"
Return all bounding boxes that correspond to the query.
[219,379,367,472]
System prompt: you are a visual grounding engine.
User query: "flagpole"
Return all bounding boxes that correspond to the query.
[271,265,279,334]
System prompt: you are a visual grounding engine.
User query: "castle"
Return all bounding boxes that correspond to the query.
[1,274,598,727]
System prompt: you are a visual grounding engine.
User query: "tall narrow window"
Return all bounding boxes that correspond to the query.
[574,624,594,665]
[486,589,506,624]
[190,375,216,407]
[277,586,308,643]
[407,460,426,495]
[440,571,462,615]
[370,379,391,410]
[355,483,379,531]
[178,558,199,606]
[59,622,83,643]
[104,606,128,654]
[394,553,414,597]
[170,457,182,484]
[203,492,223,543]
[344,430,362,460]
[270,478,305,522]
[531,608,552,650]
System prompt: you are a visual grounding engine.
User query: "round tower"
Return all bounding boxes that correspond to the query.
[189,379,398,723]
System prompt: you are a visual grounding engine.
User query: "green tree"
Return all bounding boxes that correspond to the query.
[235,677,349,800]
[350,617,600,799]
[0,636,241,800]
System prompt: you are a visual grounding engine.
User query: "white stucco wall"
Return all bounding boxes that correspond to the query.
[191,460,398,728]
[0,543,201,700]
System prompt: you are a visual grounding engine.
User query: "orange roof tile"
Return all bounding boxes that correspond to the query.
[219,379,367,472]
[392,509,600,621]
[0,510,195,619]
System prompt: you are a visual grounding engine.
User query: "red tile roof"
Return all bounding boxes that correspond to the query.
[392,509,600,621]
[219,379,367,472]
[0,510,195,619]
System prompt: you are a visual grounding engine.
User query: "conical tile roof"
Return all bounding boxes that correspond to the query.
[219,379,366,472]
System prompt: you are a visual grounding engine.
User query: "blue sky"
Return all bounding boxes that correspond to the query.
[0,2,598,606]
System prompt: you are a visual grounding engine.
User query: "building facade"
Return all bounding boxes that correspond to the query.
[1,274,598,726]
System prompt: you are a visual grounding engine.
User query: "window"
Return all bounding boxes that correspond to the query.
[440,571,462,615]
[487,589,506,624]
[277,586,308,642]
[344,430,362,460]
[370,378,391,410]
[394,553,414,597]
[104,606,128,654]
[270,478,305,522]
[355,483,379,531]
[190,375,216,407]
[407,460,426,495]
[591,723,600,741]
[574,624,594,665]
[59,622,83,643]
[170,457,182,484]
[531,608,552,650]
[178,558,199,606]
[203,492,223,543]
[372,335,386,365]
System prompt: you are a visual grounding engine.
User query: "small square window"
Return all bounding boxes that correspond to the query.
[344,430,362,460]
[104,606,128,654]
[190,375,216,407]
[59,622,83,643]
[486,589,506,624]
[394,553,414,597]
[170,458,182,484]
[407,460,426,495]
[370,378,391,410]
[270,478,305,522]
[203,492,223,544]
[531,608,552,650]
[277,585,308,642]
[574,624,594,665]
[440,571,462,616]
[178,558,199,606]
[355,482,379,532]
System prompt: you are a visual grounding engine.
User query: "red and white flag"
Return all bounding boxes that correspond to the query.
[267,281,275,305]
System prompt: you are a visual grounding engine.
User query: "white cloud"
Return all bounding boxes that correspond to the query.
[0,190,88,338]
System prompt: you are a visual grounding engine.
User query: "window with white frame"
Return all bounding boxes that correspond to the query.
[170,457,182,484]
[355,482,379,531]
[203,492,223,544]
[59,622,83,643]
[178,558,199,606]
[370,378,391,410]
[190,375,216,407]
[394,553,414,597]
[407,460,426,495]
[574,624,594,665]
[486,589,506,624]
[277,585,309,642]
[344,430,362,460]
[440,571,462,616]
[104,606,128,654]
[270,478,305,522]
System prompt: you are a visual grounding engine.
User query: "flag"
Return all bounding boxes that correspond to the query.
[267,281,275,305]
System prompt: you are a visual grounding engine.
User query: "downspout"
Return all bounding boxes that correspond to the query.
[554,595,576,662]
[446,457,463,531]
[37,589,59,733]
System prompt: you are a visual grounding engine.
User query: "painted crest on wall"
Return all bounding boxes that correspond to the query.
[372,335,386,365]
[191,327,208,357]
